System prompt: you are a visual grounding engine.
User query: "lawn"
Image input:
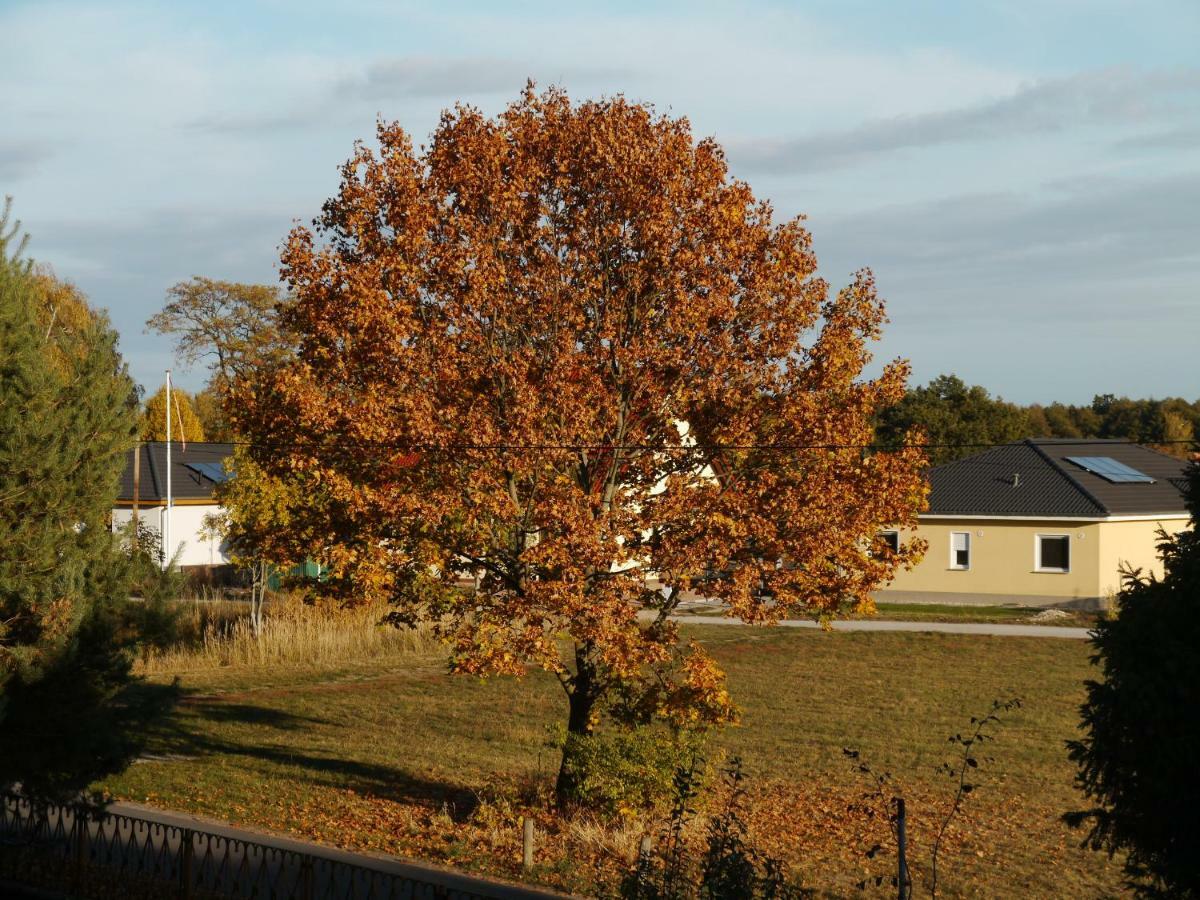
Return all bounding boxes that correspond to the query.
[100,626,1124,898]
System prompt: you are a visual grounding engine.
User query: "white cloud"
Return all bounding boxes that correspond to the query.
[2,0,1196,402]
[731,67,1200,172]
[344,56,626,101]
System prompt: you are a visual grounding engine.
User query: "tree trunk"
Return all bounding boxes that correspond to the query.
[249,559,267,639]
[554,661,602,808]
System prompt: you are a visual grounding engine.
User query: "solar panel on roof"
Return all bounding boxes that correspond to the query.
[185,461,231,483]
[1065,456,1155,484]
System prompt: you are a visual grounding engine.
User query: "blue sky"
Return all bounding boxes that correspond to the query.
[3,0,1198,403]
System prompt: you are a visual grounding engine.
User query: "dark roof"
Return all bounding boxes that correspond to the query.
[117,442,234,503]
[928,439,1189,518]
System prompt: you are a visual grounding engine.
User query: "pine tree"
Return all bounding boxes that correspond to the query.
[1067,455,1200,895]
[0,199,157,799]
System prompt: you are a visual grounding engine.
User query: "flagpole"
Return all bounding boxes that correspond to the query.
[164,370,172,570]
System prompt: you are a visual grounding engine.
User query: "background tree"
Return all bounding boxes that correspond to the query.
[1150,403,1197,458]
[232,87,928,805]
[876,374,1030,465]
[192,384,233,441]
[27,267,103,376]
[1026,401,1094,439]
[146,277,292,411]
[202,447,327,636]
[147,277,314,596]
[1066,454,1200,895]
[146,278,291,442]
[0,200,157,799]
[140,385,206,442]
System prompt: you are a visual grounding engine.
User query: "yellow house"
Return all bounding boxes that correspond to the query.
[877,440,1190,608]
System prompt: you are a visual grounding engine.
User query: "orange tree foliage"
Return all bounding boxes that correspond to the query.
[232,87,928,803]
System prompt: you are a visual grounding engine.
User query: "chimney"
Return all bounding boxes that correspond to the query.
[1013,473,1021,487]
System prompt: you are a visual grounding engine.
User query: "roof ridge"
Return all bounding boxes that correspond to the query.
[1026,439,1109,516]
[1135,441,1195,464]
[1028,437,1131,445]
[139,440,236,450]
[927,441,1012,473]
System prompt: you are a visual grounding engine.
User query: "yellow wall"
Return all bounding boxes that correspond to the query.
[1095,518,1188,596]
[883,519,1101,602]
[879,516,1188,605]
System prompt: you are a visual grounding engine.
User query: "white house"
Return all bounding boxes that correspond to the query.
[111,441,235,569]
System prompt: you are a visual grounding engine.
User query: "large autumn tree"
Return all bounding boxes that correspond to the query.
[233,87,928,803]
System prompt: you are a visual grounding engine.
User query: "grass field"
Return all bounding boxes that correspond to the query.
[100,625,1124,898]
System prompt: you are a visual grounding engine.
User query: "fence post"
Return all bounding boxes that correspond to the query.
[637,834,653,891]
[300,856,314,900]
[896,798,908,900]
[72,806,89,892]
[180,828,194,900]
[522,816,535,871]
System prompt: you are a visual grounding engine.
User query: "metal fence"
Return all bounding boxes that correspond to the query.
[0,793,543,900]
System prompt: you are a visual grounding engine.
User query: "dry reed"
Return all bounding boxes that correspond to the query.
[136,595,443,675]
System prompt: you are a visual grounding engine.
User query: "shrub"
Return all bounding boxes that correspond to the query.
[557,726,708,819]
[113,519,188,658]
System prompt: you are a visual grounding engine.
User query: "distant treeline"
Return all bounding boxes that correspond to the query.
[143,372,1197,468]
[877,375,1197,465]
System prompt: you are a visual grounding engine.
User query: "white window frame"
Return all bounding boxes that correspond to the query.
[1035,533,1071,573]
[949,531,971,570]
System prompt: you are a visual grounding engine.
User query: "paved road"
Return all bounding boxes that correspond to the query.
[667,614,1093,640]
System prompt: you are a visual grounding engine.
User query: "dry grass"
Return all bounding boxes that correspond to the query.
[561,814,647,868]
[106,625,1125,897]
[136,596,441,675]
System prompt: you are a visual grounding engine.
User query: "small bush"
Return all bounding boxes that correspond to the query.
[557,726,708,819]
[112,519,190,658]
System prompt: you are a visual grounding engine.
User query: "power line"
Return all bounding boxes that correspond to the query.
[140,437,1199,454]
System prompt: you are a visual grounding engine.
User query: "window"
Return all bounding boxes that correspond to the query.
[1036,534,1070,573]
[950,532,971,570]
[877,531,900,554]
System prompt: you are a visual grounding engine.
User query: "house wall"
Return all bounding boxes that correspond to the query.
[112,503,230,568]
[1095,517,1188,597]
[878,518,1104,605]
[877,515,1190,607]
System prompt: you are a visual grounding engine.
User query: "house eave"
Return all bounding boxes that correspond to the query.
[114,498,219,507]
[919,512,1189,523]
